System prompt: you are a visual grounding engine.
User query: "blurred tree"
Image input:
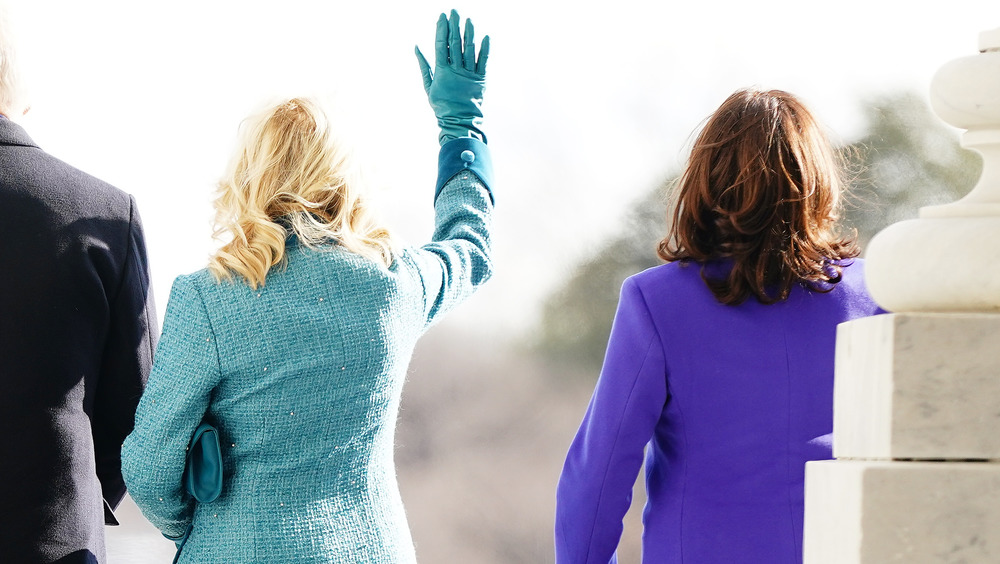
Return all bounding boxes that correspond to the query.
[843,92,982,244]
[535,92,982,373]
[533,186,670,371]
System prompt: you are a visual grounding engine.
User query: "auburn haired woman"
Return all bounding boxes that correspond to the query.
[122,10,492,563]
[555,89,883,563]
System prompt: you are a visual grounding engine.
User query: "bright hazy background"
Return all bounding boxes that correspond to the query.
[6,0,999,562]
[12,0,997,331]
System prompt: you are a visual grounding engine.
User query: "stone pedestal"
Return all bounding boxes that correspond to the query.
[804,460,1000,564]
[803,26,1000,564]
[833,313,1000,460]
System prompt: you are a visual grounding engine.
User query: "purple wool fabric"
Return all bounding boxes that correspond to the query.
[555,259,883,564]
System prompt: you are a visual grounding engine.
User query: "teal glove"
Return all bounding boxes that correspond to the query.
[415,9,490,145]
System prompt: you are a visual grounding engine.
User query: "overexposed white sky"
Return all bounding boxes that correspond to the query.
[9,0,1000,333]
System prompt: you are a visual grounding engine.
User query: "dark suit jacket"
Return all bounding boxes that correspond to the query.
[0,116,157,563]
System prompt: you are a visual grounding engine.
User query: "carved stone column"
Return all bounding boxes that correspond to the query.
[803,28,1000,563]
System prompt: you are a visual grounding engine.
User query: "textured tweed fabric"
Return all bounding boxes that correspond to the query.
[122,170,492,563]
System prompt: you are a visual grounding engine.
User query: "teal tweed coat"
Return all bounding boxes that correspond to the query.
[122,138,493,563]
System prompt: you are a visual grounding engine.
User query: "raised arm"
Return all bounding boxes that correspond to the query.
[407,10,495,326]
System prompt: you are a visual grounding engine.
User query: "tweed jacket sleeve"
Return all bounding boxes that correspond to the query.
[404,137,494,326]
[122,274,221,538]
[555,277,669,564]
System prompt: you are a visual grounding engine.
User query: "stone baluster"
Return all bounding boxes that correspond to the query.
[803,28,1000,564]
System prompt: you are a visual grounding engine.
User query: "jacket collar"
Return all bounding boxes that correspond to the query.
[0,115,39,149]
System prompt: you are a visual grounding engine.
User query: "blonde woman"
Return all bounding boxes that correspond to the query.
[122,10,492,563]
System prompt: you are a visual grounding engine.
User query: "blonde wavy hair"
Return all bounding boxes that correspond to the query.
[208,97,394,288]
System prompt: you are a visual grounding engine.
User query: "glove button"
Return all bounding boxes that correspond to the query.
[460,150,476,165]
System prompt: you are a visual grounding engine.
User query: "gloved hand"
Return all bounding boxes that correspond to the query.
[415,9,490,145]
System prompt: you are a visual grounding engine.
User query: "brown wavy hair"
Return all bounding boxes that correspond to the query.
[658,88,859,305]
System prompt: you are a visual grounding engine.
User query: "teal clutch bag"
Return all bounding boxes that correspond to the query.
[184,422,223,503]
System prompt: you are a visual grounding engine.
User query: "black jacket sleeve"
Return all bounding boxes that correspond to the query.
[91,195,158,522]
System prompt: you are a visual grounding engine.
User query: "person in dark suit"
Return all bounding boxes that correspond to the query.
[0,12,157,564]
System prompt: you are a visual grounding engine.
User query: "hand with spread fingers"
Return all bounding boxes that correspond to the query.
[416,9,490,145]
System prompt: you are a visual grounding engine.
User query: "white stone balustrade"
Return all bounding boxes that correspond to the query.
[804,460,1000,563]
[804,27,1000,564]
[832,313,1000,460]
[866,28,1000,313]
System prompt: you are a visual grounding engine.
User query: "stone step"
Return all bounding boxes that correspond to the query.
[833,313,1000,460]
[803,459,1000,564]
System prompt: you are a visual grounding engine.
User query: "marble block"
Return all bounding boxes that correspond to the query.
[834,313,1000,460]
[803,459,1000,564]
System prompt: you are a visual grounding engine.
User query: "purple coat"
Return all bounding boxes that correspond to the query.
[555,259,882,563]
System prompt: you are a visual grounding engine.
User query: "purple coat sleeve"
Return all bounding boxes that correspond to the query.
[555,277,669,564]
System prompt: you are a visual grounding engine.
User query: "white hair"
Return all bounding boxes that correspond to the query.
[0,2,24,117]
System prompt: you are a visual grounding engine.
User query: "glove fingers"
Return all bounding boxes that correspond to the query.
[434,13,449,65]
[463,18,476,72]
[448,9,462,67]
[415,46,433,93]
[476,35,490,75]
